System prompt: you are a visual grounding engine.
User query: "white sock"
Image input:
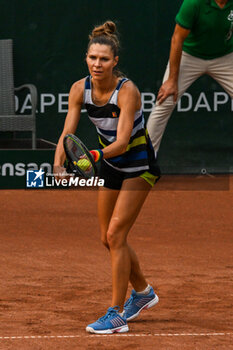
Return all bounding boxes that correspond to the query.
[136,284,151,295]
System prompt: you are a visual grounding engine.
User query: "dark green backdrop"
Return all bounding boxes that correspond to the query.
[0,0,232,174]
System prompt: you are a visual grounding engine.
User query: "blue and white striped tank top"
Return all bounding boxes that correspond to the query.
[84,75,151,174]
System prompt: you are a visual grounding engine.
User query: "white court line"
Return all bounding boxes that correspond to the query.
[0,332,233,340]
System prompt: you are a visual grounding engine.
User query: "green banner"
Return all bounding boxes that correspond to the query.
[0,150,54,189]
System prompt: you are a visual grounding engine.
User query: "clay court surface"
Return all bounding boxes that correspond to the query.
[0,175,233,350]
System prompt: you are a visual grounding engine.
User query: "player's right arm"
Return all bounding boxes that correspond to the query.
[157,24,190,104]
[53,79,84,173]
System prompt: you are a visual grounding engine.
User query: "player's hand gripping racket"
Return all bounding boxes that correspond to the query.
[63,134,97,178]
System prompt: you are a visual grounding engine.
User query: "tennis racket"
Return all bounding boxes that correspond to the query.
[63,134,97,178]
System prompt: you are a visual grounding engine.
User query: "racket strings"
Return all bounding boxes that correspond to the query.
[64,135,96,178]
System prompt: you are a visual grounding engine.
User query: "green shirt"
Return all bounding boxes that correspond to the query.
[176,0,233,59]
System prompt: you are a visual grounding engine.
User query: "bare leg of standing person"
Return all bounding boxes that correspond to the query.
[98,178,150,310]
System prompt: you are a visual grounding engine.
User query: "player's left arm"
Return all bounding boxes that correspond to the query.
[101,81,140,159]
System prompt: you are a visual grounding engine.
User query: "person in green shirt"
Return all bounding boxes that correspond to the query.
[147,0,233,153]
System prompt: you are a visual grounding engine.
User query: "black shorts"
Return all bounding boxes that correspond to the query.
[99,159,161,190]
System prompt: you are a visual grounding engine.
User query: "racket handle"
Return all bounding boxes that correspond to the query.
[90,149,103,162]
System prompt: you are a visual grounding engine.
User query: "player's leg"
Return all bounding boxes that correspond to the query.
[208,52,233,99]
[147,52,207,152]
[86,178,130,334]
[106,176,151,311]
[98,161,151,292]
[98,187,148,290]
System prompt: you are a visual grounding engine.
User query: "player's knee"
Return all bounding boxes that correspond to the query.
[106,217,126,249]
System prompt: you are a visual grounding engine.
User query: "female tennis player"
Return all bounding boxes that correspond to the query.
[54,21,160,334]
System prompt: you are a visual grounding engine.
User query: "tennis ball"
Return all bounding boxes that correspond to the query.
[76,158,91,171]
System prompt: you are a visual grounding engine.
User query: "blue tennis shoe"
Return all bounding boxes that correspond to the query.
[123,286,159,321]
[86,306,129,334]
